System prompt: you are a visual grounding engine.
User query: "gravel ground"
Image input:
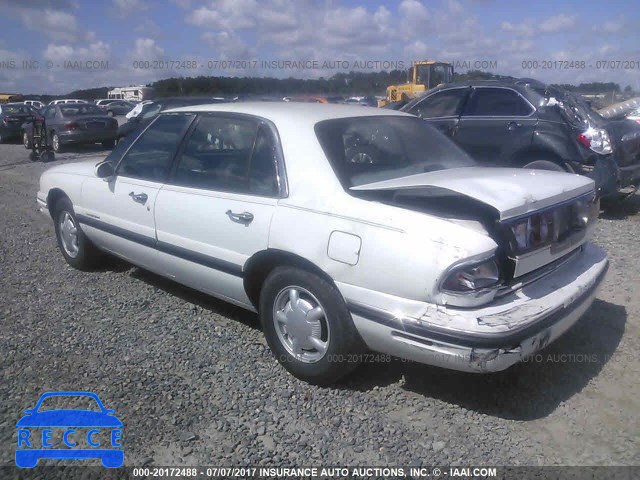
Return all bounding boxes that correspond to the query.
[0,139,638,473]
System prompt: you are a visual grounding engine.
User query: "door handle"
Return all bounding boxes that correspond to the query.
[226,210,254,225]
[507,122,522,131]
[129,192,148,203]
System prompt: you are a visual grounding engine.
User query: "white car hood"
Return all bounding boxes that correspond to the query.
[350,167,594,220]
[44,158,105,177]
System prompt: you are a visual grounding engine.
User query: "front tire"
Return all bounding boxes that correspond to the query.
[259,266,366,385]
[522,159,566,172]
[53,197,101,270]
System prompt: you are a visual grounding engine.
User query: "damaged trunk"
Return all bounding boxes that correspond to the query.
[352,166,598,280]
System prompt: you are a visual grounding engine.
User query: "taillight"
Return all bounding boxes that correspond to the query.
[577,127,612,155]
[576,133,590,149]
[64,122,80,130]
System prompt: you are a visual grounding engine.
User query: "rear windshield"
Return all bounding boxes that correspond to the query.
[2,104,31,114]
[315,116,476,188]
[60,105,104,116]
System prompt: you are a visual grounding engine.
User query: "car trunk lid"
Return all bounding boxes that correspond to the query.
[350,166,593,221]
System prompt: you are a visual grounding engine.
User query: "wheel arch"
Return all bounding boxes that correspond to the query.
[46,188,69,219]
[243,249,339,310]
[511,148,573,172]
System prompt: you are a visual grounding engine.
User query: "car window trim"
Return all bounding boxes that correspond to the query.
[461,86,536,118]
[166,111,289,199]
[113,112,197,182]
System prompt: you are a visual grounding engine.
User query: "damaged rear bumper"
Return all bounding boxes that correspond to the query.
[343,243,608,373]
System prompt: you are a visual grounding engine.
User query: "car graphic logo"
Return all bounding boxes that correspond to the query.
[15,391,123,468]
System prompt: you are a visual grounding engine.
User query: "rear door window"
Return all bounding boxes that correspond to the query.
[171,115,281,196]
[463,87,534,117]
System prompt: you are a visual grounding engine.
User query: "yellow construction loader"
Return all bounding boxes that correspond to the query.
[378,61,453,107]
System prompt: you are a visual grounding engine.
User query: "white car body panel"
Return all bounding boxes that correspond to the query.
[154,185,276,305]
[37,103,608,374]
[80,175,163,272]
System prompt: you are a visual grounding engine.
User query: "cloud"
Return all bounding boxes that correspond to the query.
[19,8,90,42]
[133,38,164,58]
[186,0,257,30]
[201,31,255,60]
[43,41,111,62]
[399,0,430,35]
[602,21,622,33]
[539,14,576,33]
[501,21,535,37]
[113,0,149,16]
[0,0,75,9]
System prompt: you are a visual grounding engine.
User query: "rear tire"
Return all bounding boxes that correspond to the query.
[53,197,101,270]
[51,132,63,153]
[23,131,32,150]
[522,159,566,172]
[259,266,366,385]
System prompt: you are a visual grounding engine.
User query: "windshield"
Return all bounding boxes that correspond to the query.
[60,104,104,116]
[315,116,476,189]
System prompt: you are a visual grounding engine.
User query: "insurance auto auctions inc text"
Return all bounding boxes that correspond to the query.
[201,466,498,478]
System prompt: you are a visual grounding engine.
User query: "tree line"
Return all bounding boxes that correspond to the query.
[25,70,633,102]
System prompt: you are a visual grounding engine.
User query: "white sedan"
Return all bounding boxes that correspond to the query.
[37,103,608,385]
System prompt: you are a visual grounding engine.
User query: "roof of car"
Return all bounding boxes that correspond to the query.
[434,78,547,90]
[166,101,408,124]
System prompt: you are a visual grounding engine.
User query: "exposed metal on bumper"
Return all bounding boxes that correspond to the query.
[36,192,48,215]
[346,244,608,373]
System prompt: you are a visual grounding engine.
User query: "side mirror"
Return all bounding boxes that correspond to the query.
[95,160,115,180]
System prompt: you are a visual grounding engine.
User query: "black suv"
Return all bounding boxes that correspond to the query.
[402,79,640,199]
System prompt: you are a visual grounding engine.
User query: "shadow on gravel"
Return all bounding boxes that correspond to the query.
[128,267,261,331]
[343,299,626,420]
[600,194,640,220]
[95,255,135,273]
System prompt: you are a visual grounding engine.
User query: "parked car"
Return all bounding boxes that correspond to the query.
[0,103,36,143]
[23,100,45,109]
[117,97,224,141]
[99,100,135,117]
[48,99,88,105]
[344,96,378,107]
[24,103,118,153]
[37,103,608,385]
[125,100,153,119]
[401,79,640,199]
[94,99,114,106]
